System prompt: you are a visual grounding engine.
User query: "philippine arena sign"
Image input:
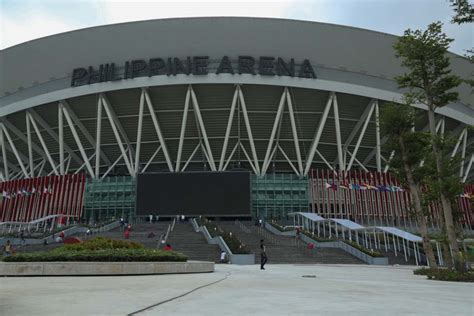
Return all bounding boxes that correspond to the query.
[70,56,317,87]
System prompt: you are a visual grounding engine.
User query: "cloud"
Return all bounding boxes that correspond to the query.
[99,0,297,24]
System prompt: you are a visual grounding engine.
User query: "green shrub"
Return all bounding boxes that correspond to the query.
[2,248,187,262]
[58,237,143,252]
[1,237,187,262]
[343,240,384,257]
[414,268,474,282]
[301,230,336,242]
[269,222,294,232]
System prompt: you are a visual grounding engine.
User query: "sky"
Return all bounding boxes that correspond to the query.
[0,0,472,55]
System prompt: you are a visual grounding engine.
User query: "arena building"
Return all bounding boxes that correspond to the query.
[0,17,472,228]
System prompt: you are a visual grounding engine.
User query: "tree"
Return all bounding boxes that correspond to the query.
[451,0,474,24]
[381,103,437,268]
[393,22,463,266]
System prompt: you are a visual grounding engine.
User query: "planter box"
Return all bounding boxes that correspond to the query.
[300,234,388,265]
[0,261,214,276]
[265,223,296,236]
[230,254,255,265]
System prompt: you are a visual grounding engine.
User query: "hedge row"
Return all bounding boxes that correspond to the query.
[343,240,384,257]
[269,222,294,232]
[2,248,187,262]
[414,268,474,282]
[59,237,143,251]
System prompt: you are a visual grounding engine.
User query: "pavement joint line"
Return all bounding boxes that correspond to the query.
[127,271,232,315]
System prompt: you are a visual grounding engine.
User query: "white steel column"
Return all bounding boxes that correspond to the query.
[61,100,111,166]
[95,97,103,177]
[451,128,466,158]
[304,93,334,175]
[219,87,239,171]
[28,109,81,165]
[339,100,375,166]
[462,154,473,183]
[0,127,9,180]
[262,89,286,175]
[100,94,134,176]
[134,90,145,175]
[375,100,382,172]
[459,129,467,177]
[58,103,64,175]
[181,143,200,172]
[189,86,217,171]
[332,94,345,172]
[26,113,34,177]
[60,104,95,178]
[176,87,191,172]
[278,145,300,175]
[384,151,395,173]
[142,146,162,173]
[223,142,239,171]
[237,86,260,175]
[0,118,48,163]
[285,88,304,175]
[25,113,58,175]
[143,89,174,172]
[239,142,258,175]
[316,149,334,171]
[347,102,375,171]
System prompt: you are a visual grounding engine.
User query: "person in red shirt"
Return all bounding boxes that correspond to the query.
[163,244,172,251]
[124,229,130,239]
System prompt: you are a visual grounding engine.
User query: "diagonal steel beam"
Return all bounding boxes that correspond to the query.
[143,88,174,172]
[176,87,191,172]
[101,94,134,176]
[61,100,111,166]
[100,93,134,165]
[237,86,260,175]
[28,109,81,165]
[347,101,375,171]
[190,85,217,171]
[25,113,58,175]
[60,104,95,178]
[219,86,239,171]
[304,93,334,175]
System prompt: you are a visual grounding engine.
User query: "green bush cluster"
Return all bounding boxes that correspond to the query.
[301,230,336,242]
[413,268,474,282]
[343,240,384,257]
[2,248,187,262]
[1,237,187,262]
[269,222,294,232]
[60,236,143,252]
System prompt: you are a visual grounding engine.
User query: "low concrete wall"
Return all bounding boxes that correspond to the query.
[230,254,255,265]
[0,261,214,276]
[197,224,255,265]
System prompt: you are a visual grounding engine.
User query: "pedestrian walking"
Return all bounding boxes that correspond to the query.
[260,239,267,270]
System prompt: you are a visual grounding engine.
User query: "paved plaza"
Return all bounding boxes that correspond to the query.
[1,264,473,315]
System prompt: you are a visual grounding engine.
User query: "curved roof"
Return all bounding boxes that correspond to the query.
[0,17,472,123]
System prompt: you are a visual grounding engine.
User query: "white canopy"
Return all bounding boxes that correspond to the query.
[329,218,365,230]
[376,226,423,243]
[288,212,326,222]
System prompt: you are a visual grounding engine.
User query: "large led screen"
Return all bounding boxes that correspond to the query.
[136,171,251,216]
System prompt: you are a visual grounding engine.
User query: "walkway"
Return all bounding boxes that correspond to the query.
[1,264,472,315]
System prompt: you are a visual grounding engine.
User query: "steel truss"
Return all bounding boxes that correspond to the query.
[0,85,471,182]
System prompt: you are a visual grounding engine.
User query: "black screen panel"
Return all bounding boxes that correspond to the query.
[136,171,251,216]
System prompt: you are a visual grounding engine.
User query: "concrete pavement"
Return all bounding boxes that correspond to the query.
[1,264,473,315]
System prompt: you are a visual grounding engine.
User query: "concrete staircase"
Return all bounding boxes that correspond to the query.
[218,221,363,264]
[166,221,221,263]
